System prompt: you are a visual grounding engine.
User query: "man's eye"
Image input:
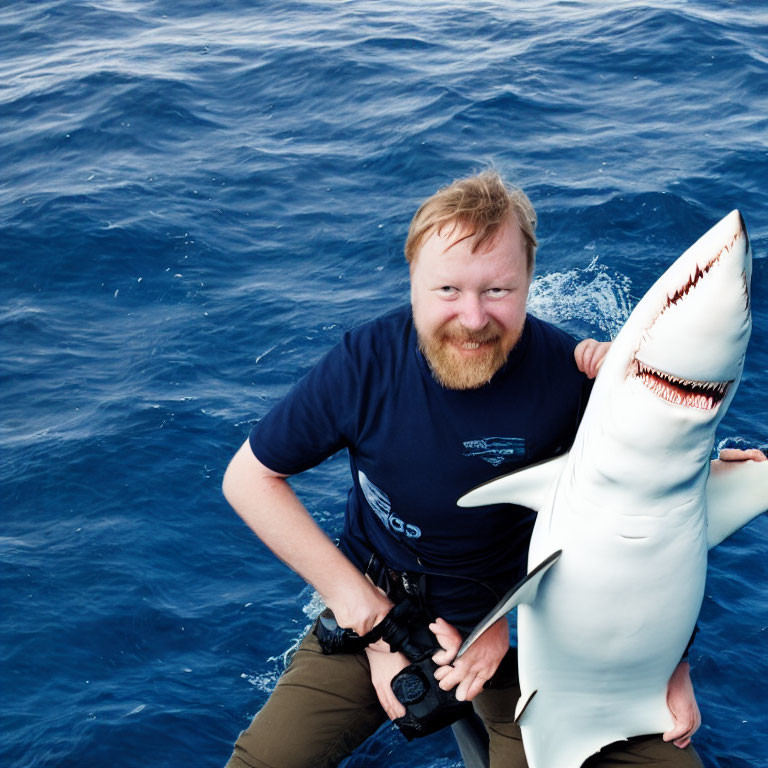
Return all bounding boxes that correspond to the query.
[486,288,510,298]
[437,286,457,296]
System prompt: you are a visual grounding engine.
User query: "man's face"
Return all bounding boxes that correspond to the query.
[410,218,531,390]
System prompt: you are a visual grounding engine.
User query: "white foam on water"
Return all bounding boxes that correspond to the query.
[529,256,632,339]
[301,589,325,621]
[241,590,326,694]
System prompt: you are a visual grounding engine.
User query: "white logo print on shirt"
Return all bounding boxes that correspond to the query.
[462,437,526,466]
[358,470,421,539]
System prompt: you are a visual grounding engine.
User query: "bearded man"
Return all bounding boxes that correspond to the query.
[222,171,703,767]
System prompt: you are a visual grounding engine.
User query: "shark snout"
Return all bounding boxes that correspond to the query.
[738,210,749,253]
[631,210,752,392]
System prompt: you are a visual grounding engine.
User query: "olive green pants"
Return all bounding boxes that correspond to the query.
[226,628,704,768]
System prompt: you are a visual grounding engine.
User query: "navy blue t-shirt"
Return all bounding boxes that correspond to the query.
[249,305,591,626]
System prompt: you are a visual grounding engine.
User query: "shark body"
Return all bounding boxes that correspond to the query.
[457,210,768,768]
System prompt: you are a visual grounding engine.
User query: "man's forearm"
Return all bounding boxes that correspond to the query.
[222,440,392,633]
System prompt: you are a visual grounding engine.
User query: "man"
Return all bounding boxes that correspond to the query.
[222,171,703,767]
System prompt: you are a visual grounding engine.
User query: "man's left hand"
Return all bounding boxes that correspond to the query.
[430,617,509,702]
[663,661,701,749]
[574,338,611,379]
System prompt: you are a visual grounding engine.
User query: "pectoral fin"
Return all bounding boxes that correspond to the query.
[456,550,562,658]
[706,458,768,549]
[457,453,568,512]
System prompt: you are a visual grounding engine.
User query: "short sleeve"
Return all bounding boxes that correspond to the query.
[248,334,361,475]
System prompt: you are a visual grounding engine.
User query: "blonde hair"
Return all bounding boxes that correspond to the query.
[404,170,538,272]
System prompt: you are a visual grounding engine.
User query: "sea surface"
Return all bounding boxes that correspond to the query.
[2,1,767,766]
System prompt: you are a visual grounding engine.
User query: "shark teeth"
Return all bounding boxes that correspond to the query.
[633,359,730,410]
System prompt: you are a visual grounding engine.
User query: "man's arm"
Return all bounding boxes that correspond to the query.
[222,439,393,634]
[223,440,414,720]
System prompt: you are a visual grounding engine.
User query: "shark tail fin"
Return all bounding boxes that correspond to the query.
[457,453,568,512]
[456,550,562,659]
[706,459,768,549]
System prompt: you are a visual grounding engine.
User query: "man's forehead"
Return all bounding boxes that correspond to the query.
[419,217,523,260]
[433,221,482,254]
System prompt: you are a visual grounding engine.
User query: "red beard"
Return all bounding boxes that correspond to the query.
[418,320,519,389]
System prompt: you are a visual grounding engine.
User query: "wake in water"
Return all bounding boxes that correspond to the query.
[529,256,633,339]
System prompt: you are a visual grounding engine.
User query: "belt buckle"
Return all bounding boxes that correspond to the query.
[401,571,418,596]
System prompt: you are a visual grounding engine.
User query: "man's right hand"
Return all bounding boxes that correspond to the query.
[326,581,393,638]
[223,441,394,638]
[365,640,410,719]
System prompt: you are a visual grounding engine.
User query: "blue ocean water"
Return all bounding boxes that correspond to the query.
[1,1,767,766]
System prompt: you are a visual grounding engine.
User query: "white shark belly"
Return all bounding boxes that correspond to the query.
[518,505,707,768]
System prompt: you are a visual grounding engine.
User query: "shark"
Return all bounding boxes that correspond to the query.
[455,210,768,768]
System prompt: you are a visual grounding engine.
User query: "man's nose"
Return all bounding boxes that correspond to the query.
[459,295,488,332]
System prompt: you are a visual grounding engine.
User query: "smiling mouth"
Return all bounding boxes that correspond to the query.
[633,359,730,410]
[442,335,499,352]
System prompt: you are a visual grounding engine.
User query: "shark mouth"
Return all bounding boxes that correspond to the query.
[633,359,731,410]
[628,223,746,411]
